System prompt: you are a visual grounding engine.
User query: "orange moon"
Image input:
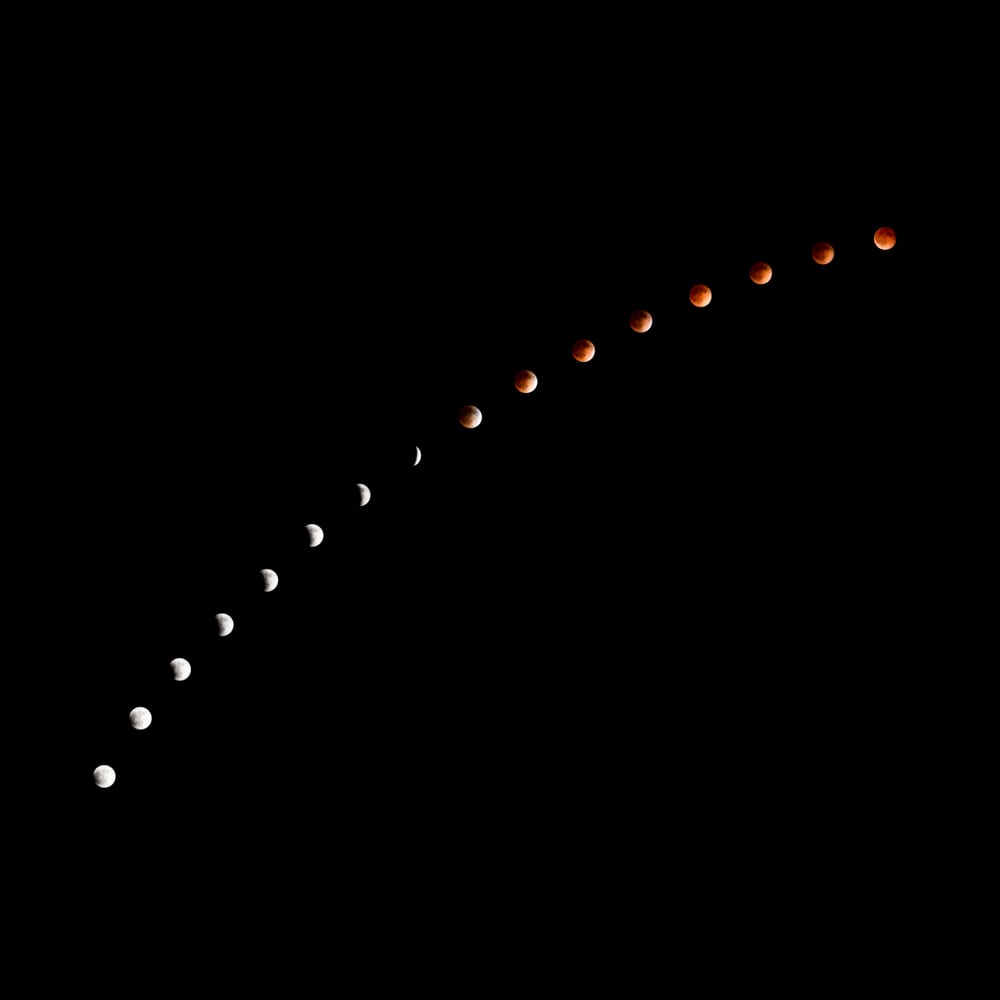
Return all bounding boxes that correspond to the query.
[811,241,834,264]
[874,226,897,250]
[458,405,482,428]
[572,339,595,362]
[514,370,538,393]
[688,284,712,308]
[749,261,772,285]
[629,309,653,333]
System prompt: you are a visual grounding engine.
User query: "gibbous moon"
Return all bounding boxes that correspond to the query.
[811,241,835,264]
[261,568,278,592]
[689,284,712,307]
[749,261,773,285]
[171,657,191,681]
[629,309,652,333]
[459,405,482,428]
[414,445,422,466]
[874,226,896,250]
[572,338,595,362]
[93,764,116,788]
[357,483,371,506]
[129,706,152,730]
[216,612,234,637]
[514,370,538,393]
[306,523,324,547]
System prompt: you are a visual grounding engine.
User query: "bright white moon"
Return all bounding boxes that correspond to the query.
[170,657,191,681]
[414,445,422,467]
[306,523,324,547]
[358,483,371,506]
[94,764,116,788]
[261,568,278,592]
[216,612,234,637]
[129,706,152,730]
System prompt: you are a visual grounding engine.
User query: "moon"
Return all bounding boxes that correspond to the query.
[749,261,773,285]
[129,706,152,730]
[811,241,835,264]
[93,764,116,788]
[216,612,234,637]
[357,483,371,506]
[874,226,896,250]
[459,405,482,428]
[629,309,652,333]
[572,338,595,362]
[514,370,538,393]
[170,657,191,681]
[261,568,278,592]
[414,445,422,466]
[305,523,324,547]
[689,284,712,307]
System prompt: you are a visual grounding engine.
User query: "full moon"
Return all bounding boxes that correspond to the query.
[261,568,278,592]
[749,261,773,285]
[171,657,191,681]
[459,405,482,428]
[306,523,324,547]
[358,483,371,506]
[572,339,595,362]
[874,226,897,250]
[216,612,234,637]
[414,445,422,466]
[811,241,835,264]
[514,370,538,393]
[129,706,152,730]
[629,309,653,333]
[689,284,712,307]
[93,765,116,788]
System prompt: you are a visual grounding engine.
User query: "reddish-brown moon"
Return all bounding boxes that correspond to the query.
[811,241,834,265]
[689,284,712,308]
[572,339,595,362]
[458,405,482,428]
[514,370,538,393]
[749,261,772,285]
[874,226,897,250]
[629,309,653,333]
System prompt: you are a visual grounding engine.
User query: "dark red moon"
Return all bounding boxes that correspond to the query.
[688,284,712,308]
[874,226,897,250]
[458,405,482,428]
[749,261,773,285]
[629,309,653,333]
[572,339,595,362]
[811,241,835,265]
[514,370,538,393]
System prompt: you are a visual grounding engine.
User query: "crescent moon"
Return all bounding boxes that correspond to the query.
[216,612,235,637]
[261,568,279,592]
[357,483,371,506]
[305,523,324,547]
[414,445,422,466]
[170,657,192,681]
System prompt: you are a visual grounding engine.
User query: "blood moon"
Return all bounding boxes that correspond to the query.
[459,405,483,428]
[514,370,538,393]
[572,339,595,362]
[629,309,653,333]
[874,226,897,250]
[688,284,712,308]
[749,261,773,285]
[811,241,835,265]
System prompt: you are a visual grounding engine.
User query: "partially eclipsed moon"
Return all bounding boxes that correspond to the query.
[689,284,712,307]
[629,309,652,333]
[216,612,234,637]
[414,446,422,466]
[874,226,896,250]
[171,657,191,681]
[306,523,324,547]
[572,339,595,362]
[811,241,834,264]
[358,483,371,506]
[94,764,116,788]
[129,706,152,730]
[749,261,773,285]
[514,370,538,393]
[459,405,482,428]
[261,568,278,592]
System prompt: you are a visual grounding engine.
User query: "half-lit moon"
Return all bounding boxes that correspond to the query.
[689,284,712,307]
[874,226,896,250]
[459,405,482,428]
[414,445,422,466]
[216,612,234,637]
[171,657,191,681]
[261,568,278,592]
[306,523,324,548]
[129,706,152,730]
[629,309,653,333]
[357,483,371,506]
[94,764,116,788]
[572,339,595,362]
[514,370,538,393]
[749,261,772,285]
[811,241,834,264]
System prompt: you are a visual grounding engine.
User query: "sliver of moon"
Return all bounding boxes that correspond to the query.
[216,612,235,637]
[261,568,278,592]
[629,309,652,333]
[749,261,773,285]
[357,483,371,506]
[414,446,422,466]
[874,226,896,250]
[459,405,482,428]
[94,764,116,788]
[689,284,712,307]
[572,339,595,362]
[129,707,152,730]
[811,241,835,264]
[171,657,191,681]
[306,523,324,547]
[514,370,538,393]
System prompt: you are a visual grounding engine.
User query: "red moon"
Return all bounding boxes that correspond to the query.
[874,226,897,250]
[572,338,595,362]
[514,370,538,393]
[458,405,482,428]
[688,284,712,308]
[629,309,653,333]
[749,261,772,285]
[811,241,834,265]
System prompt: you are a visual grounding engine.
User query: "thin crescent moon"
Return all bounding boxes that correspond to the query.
[414,445,422,466]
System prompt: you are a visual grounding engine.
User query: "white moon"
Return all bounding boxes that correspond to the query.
[357,483,371,506]
[216,612,234,637]
[306,523,324,547]
[93,764,116,788]
[414,445,422,467]
[170,657,191,681]
[129,706,152,730]
[261,568,279,592]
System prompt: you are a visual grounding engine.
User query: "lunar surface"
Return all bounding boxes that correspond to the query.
[689,284,712,307]
[216,612,235,637]
[261,568,278,592]
[572,339,595,362]
[514,370,538,393]
[129,706,152,730]
[171,657,192,681]
[874,226,897,249]
[749,261,773,285]
[306,523,324,547]
[94,765,116,788]
[358,483,371,506]
[811,241,835,264]
[629,309,653,333]
[459,405,482,428]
